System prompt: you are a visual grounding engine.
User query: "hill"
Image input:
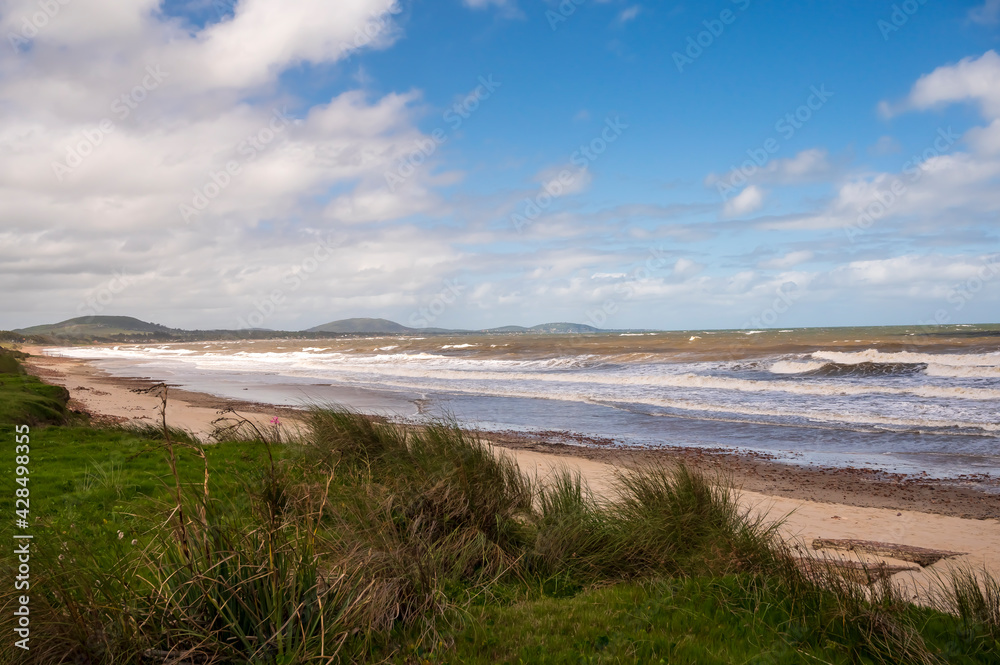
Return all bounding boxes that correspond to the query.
[525,322,600,334]
[15,316,177,338]
[305,318,416,334]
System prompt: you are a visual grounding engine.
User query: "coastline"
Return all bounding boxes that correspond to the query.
[20,345,1000,589]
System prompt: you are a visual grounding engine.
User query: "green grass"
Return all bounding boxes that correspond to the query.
[2,424,270,539]
[0,349,70,426]
[0,352,997,664]
[410,577,851,665]
[396,575,999,665]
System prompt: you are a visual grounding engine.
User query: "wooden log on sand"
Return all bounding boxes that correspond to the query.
[811,538,967,567]
[796,557,920,583]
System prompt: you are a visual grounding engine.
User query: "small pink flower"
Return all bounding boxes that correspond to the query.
[270,416,281,427]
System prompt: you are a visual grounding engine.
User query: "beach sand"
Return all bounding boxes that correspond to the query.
[21,345,1000,599]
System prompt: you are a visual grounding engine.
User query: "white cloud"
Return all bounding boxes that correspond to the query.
[461,0,522,17]
[0,0,475,329]
[618,6,641,24]
[707,148,833,191]
[969,0,1000,25]
[823,254,997,291]
[768,149,831,181]
[672,258,704,278]
[759,151,1000,231]
[966,118,1000,155]
[535,163,593,197]
[765,51,1000,234]
[891,50,1000,118]
[759,251,814,270]
[723,185,765,217]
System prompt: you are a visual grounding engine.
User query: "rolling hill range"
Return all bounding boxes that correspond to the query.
[305,318,602,334]
[9,316,608,341]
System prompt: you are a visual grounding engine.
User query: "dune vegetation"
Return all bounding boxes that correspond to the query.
[0,348,997,664]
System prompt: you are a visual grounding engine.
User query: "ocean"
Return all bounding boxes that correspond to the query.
[48,324,1000,487]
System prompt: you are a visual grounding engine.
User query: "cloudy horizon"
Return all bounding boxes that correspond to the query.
[2,0,999,332]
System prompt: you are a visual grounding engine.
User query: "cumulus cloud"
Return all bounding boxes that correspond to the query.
[764,51,1000,235]
[723,185,765,217]
[886,50,1000,118]
[0,0,474,328]
[3,8,999,331]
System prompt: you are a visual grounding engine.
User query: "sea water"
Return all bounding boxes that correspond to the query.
[47,324,1000,487]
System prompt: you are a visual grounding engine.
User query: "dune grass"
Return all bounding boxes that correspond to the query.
[0,348,70,426]
[0,351,997,663]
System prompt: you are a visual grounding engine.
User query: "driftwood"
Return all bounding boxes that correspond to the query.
[811,538,966,567]
[796,557,920,582]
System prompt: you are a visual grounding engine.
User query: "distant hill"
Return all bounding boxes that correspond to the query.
[15,316,177,337]
[11,315,607,339]
[476,323,599,333]
[305,318,604,335]
[525,322,600,334]
[305,318,415,334]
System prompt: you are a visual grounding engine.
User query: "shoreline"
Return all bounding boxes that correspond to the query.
[19,345,1000,591]
[22,345,1000,520]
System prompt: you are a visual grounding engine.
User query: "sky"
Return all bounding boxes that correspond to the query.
[1,0,999,332]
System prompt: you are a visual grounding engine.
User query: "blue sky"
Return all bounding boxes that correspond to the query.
[1,0,999,330]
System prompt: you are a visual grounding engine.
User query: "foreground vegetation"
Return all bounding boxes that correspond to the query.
[0,348,997,663]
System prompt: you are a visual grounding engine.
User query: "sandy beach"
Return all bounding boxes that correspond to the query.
[21,345,1000,600]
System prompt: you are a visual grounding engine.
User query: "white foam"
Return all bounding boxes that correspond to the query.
[48,345,1000,402]
[635,397,1000,434]
[925,364,1000,379]
[812,349,1000,367]
[769,360,827,374]
[46,343,1000,436]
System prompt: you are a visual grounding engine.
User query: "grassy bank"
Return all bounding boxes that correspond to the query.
[0,348,70,426]
[0,348,997,664]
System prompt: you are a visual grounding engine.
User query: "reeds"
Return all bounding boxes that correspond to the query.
[933,565,1000,644]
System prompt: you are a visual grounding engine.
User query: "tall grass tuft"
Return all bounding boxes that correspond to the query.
[403,422,534,553]
[612,464,782,578]
[317,415,537,644]
[531,463,781,582]
[935,566,1000,642]
[140,504,383,663]
[305,406,407,471]
[532,470,618,581]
